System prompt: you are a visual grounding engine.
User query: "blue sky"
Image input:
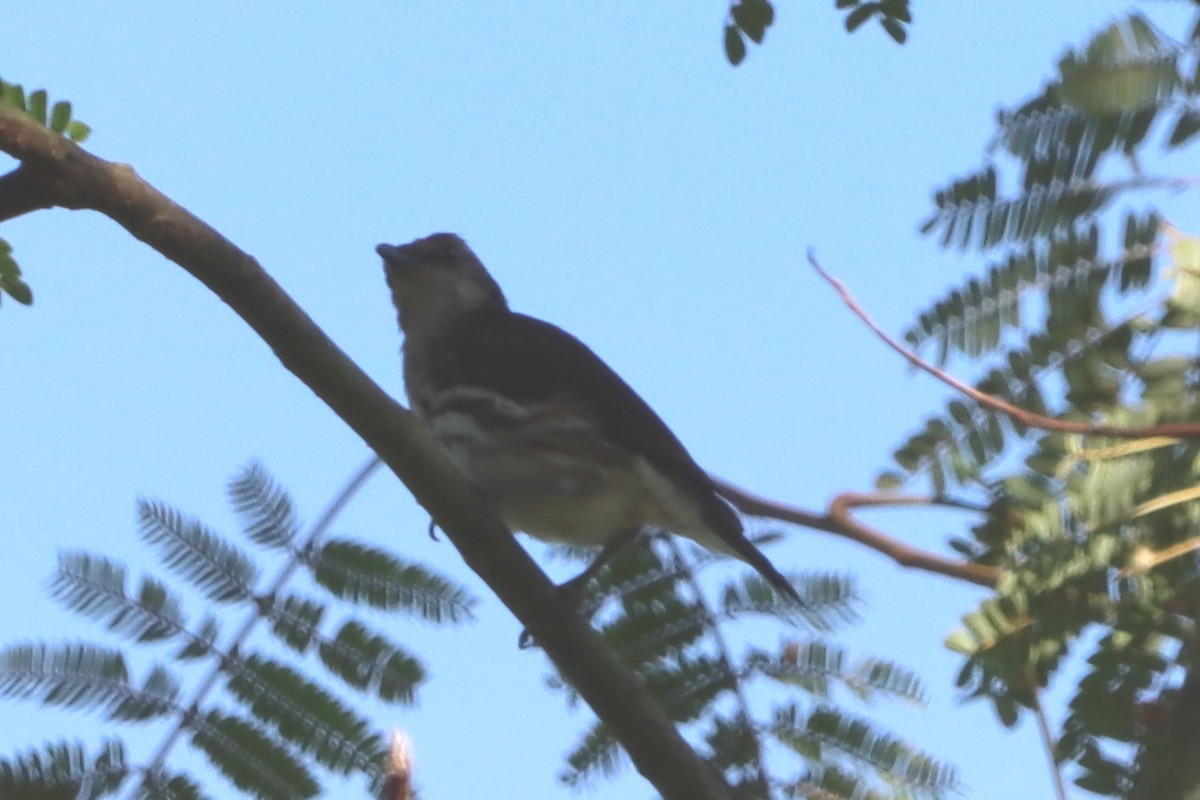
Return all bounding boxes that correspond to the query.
[3,2,1199,798]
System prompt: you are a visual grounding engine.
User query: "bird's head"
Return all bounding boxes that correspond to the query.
[378,233,507,340]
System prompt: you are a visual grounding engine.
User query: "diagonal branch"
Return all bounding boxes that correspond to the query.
[712,478,1000,588]
[0,164,56,222]
[0,104,730,800]
[807,250,1200,439]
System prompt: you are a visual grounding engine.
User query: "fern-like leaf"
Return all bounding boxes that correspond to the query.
[598,594,708,666]
[189,709,319,800]
[775,704,960,794]
[50,552,186,644]
[266,592,326,654]
[227,462,299,550]
[561,723,621,788]
[0,738,126,800]
[137,500,258,603]
[317,620,424,703]
[0,643,176,721]
[311,538,475,622]
[225,651,384,775]
[722,572,858,630]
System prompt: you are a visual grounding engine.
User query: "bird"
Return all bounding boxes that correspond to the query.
[378,232,801,607]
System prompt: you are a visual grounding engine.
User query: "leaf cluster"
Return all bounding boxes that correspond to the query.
[883,10,1200,796]
[549,533,957,800]
[0,462,476,799]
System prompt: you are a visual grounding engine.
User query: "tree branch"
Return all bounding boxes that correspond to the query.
[0,164,56,222]
[807,250,1200,439]
[713,478,1001,588]
[0,104,731,800]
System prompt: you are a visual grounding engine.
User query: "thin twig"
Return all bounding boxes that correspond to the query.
[1029,674,1069,800]
[807,249,1200,439]
[713,477,1001,588]
[128,455,383,798]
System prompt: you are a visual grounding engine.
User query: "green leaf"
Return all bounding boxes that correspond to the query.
[1,82,26,111]
[731,0,771,44]
[0,643,176,721]
[945,629,977,655]
[225,651,383,775]
[318,620,425,703]
[48,101,71,134]
[267,593,324,653]
[723,24,746,66]
[27,89,47,124]
[189,709,319,800]
[1,275,33,305]
[0,739,127,800]
[874,470,904,490]
[66,120,91,143]
[844,5,873,32]
[50,552,187,643]
[881,17,907,44]
[311,538,475,622]
[137,500,258,603]
[227,462,299,550]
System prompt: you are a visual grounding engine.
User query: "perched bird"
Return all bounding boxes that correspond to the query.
[379,233,800,605]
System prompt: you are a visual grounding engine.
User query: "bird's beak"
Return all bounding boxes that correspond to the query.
[376,243,409,265]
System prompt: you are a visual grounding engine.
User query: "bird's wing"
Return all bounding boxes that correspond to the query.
[429,310,736,532]
[428,309,803,605]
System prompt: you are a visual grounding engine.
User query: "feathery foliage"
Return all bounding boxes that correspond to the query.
[0,739,125,800]
[550,532,956,799]
[882,9,1200,797]
[1,462,475,798]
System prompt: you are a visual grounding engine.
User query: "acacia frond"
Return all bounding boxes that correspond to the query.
[921,165,1114,254]
[750,642,928,706]
[142,770,212,800]
[722,572,859,630]
[175,615,220,662]
[310,538,476,623]
[317,620,425,704]
[561,722,621,788]
[774,704,961,796]
[266,592,325,654]
[598,593,708,666]
[137,500,258,604]
[0,738,125,800]
[0,643,177,722]
[644,654,737,723]
[227,462,298,550]
[589,533,683,605]
[188,709,319,800]
[51,552,186,644]
[882,314,1142,493]
[224,651,384,775]
[904,215,1157,362]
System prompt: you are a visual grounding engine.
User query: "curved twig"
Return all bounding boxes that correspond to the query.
[807,249,1200,439]
[713,478,1001,588]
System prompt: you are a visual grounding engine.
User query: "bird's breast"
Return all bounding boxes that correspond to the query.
[414,385,654,545]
